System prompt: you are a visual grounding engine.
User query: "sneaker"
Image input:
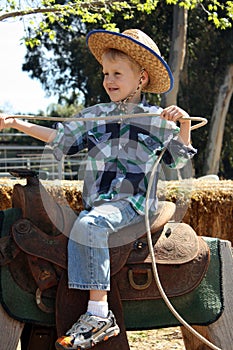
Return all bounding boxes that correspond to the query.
[55,310,120,349]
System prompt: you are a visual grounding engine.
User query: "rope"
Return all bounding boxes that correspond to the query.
[6,110,220,347]
[145,149,222,350]
[6,113,207,130]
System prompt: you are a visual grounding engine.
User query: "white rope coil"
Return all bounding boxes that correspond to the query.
[7,113,207,130]
[145,150,222,350]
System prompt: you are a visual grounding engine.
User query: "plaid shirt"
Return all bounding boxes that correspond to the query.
[51,102,197,214]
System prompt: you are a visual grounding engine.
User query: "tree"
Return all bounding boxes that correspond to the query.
[161,5,188,107]
[21,2,173,106]
[203,64,233,175]
[1,0,233,177]
[178,13,233,177]
[21,20,105,106]
[1,1,232,34]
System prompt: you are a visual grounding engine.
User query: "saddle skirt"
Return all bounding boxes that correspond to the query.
[9,213,210,306]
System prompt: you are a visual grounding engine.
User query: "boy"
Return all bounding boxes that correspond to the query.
[0,29,196,349]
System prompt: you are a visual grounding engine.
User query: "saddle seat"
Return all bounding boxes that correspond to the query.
[10,200,181,274]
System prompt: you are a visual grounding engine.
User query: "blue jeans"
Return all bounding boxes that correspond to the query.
[68,200,143,291]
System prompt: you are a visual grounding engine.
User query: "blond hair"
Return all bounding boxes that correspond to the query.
[102,48,142,73]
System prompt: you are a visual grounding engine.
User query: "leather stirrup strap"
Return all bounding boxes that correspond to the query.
[0,235,20,266]
[56,271,130,350]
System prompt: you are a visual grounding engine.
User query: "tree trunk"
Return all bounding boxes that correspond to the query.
[203,64,233,175]
[161,5,188,108]
[161,5,189,180]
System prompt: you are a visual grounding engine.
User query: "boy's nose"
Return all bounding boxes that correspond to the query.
[105,75,114,83]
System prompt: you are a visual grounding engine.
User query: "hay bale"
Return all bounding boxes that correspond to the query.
[0,178,84,213]
[0,179,14,210]
[0,178,232,243]
[157,179,233,242]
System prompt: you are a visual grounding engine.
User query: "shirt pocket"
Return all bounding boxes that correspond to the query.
[136,133,162,162]
[88,131,112,160]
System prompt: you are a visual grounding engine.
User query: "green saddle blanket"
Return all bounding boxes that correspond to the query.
[123,235,223,329]
[0,208,223,329]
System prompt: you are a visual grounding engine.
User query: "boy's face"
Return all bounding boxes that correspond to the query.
[102,55,142,104]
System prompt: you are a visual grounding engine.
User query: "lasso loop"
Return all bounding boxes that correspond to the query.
[6,113,207,130]
[145,151,221,350]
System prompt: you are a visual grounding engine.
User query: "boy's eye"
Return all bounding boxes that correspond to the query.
[102,71,121,77]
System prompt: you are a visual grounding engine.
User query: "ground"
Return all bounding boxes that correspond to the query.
[127,328,186,349]
[17,327,186,349]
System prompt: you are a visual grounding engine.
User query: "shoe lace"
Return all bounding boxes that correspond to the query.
[67,314,102,335]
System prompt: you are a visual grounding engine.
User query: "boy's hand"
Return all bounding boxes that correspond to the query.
[160,105,190,124]
[0,114,15,130]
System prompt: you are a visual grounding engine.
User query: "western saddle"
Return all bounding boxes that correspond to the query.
[0,169,210,350]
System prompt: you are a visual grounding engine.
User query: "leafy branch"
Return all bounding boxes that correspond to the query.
[1,0,232,48]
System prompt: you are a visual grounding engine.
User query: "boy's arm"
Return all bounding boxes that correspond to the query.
[0,115,57,143]
[160,105,191,145]
[177,119,191,146]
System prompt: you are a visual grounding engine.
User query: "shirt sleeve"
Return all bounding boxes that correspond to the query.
[151,114,197,169]
[162,138,197,169]
[49,119,86,161]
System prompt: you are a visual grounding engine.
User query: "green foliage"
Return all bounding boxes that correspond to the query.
[47,100,84,118]
[21,1,172,106]
[1,0,233,44]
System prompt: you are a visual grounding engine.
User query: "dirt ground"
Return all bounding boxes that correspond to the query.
[17,327,186,349]
[127,328,186,349]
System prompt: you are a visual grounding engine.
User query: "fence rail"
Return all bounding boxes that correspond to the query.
[0,133,86,180]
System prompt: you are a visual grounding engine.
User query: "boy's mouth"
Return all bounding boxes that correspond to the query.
[108,87,119,92]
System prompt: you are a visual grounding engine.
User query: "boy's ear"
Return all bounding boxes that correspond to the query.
[142,70,149,88]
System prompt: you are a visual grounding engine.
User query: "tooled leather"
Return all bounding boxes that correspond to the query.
[128,222,200,265]
[115,236,210,300]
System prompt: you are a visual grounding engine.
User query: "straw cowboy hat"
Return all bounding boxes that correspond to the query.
[86,29,174,94]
